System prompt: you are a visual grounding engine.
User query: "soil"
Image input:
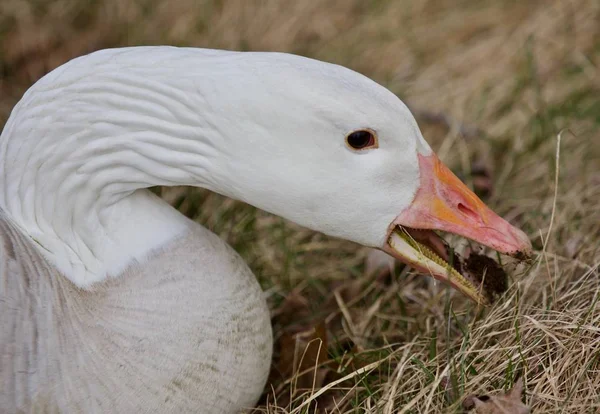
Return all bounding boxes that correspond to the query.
[464,253,508,300]
[511,250,531,261]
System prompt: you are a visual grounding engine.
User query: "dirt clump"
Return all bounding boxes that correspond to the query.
[464,253,508,300]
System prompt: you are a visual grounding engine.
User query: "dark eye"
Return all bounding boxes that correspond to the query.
[346,129,377,150]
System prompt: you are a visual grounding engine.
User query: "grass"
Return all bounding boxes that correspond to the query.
[1,0,599,412]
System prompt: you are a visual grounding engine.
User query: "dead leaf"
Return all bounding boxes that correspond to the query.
[276,322,329,391]
[463,378,530,414]
[471,159,494,199]
[565,235,582,258]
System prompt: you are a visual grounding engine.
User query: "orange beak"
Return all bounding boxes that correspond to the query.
[383,153,531,304]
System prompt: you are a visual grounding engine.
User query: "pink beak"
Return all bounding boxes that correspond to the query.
[383,152,531,304]
[395,153,531,255]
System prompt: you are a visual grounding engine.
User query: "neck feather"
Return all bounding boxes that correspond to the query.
[0,48,236,287]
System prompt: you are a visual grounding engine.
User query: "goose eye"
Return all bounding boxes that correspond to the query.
[346,129,377,151]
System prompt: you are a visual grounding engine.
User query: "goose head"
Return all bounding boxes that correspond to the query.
[207,52,532,304]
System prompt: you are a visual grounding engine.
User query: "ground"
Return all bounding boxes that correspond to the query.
[1,0,599,412]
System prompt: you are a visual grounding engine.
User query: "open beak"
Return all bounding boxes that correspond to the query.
[382,153,531,305]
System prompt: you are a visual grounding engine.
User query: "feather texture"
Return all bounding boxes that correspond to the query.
[0,208,272,413]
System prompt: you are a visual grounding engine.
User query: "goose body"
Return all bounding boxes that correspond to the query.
[0,47,530,413]
[1,204,271,412]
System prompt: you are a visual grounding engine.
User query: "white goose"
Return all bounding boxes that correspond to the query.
[0,47,531,413]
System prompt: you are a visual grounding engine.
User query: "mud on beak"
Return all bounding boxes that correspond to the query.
[382,153,532,305]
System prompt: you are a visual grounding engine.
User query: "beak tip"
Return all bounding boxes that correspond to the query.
[506,227,533,259]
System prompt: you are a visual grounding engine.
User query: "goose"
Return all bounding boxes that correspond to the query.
[0,46,531,413]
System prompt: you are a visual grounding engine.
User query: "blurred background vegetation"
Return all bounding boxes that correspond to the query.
[1,1,599,412]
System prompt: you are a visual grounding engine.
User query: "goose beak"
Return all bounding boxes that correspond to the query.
[382,153,531,305]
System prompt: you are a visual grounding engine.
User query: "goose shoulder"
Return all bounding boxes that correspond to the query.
[0,209,271,413]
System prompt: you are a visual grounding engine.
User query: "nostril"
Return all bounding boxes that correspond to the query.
[458,203,479,220]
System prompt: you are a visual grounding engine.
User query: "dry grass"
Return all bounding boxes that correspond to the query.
[1,0,599,412]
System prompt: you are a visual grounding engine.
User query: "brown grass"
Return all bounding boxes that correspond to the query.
[1,0,599,412]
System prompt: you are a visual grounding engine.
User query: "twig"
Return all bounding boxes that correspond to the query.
[543,130,565,248]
